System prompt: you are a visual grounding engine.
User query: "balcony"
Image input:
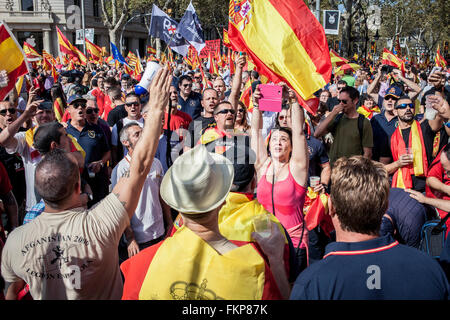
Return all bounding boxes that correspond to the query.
[0,10,53,25]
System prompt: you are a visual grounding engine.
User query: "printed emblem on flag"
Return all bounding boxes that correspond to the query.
[230,0,253,31]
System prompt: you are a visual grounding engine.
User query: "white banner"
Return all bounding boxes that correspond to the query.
[75,28,94,44]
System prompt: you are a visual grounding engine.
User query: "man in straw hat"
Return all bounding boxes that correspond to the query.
[1,67,173,300]
[121,144,290,300]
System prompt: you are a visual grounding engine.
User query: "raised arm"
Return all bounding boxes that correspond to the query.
[250,86,268,171]
[313,102,343,138]
[288,90,308,187]
[392,69,422,100]
[112,67,172,220]
[367,65,383,102]
[0,88,42,150]
[228,54,247,111]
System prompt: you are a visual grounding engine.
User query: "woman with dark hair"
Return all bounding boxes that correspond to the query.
[50,84,67,122]
[234,101,250,134]
[357,95,380,120]
[251,84,309,272]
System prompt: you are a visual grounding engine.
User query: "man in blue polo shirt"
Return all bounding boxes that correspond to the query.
[178,75,202,120]
[65,94,111,205]
[290,156,449,300]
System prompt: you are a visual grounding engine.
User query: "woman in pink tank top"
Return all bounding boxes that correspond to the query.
[251,86,309,270]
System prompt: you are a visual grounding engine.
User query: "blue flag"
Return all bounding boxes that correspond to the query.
[110,42,128,65]
[177,1,205,54]
[149,4,190,57]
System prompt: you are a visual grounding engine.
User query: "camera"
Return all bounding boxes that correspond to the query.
[381,65,394,74]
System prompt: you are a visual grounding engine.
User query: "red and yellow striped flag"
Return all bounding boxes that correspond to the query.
[435,45,447,68]
[42,50,56,65]
[23,42,41,61]
[56,26,78,60]
[53,97,65,122]
[0,23,29,100]
[228,0,331,114]
[86,38,102,62]
[127,51,138,67]
[146,45,156,56]
[208,51,218,74]
[329,49,348,67]
[382,48,405,73]
[74,46,87,66]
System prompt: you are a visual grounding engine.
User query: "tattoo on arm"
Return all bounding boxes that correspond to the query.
[121,170,130,178]
[113,192,127,208]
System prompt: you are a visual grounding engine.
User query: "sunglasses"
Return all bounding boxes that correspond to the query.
[338,99,348,104]
[384,96,398,101]
[126,102,140,107]
[181,84,192,88]
[237,108,245,113]
[86,108,99,115]
[395,103,414,110]
[0,108,16,116]
[216,108,236,115]
[72,102,86,109]
[194,76,201,80]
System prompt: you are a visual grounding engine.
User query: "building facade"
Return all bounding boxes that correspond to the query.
[0,0,150,57]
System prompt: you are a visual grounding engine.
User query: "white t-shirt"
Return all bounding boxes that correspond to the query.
[7,131,42,211]
[110,117,145,156]
[1,193,129,300]
[111,155,165,244]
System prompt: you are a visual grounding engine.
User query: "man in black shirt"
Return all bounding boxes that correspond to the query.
[184,88,218,150]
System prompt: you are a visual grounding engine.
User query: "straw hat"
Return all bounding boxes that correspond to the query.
[160,145,234,214]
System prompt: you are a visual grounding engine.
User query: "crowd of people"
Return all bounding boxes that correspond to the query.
[0,47,449,300]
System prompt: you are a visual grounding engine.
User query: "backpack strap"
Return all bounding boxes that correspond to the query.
[431,211,450,235]
[358,114,365,154]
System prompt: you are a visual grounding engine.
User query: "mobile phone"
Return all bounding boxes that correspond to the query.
[259,84,283,112]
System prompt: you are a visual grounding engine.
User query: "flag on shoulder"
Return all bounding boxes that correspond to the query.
[177,1,206,54]
[0,22,29,100]
[149,4,190,57]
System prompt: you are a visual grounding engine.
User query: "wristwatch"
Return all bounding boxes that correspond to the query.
[82,192,94,201]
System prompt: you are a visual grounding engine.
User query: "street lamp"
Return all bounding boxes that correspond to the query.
[120,13,153,55]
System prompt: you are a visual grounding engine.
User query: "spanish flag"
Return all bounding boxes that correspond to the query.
[85,38,102,62]
[329,49,348,67]
[146,45,156,56]
[0,23,29,101]
[357,105,381,120]
[435,45,447,69]
[390,120,428,189]
[23,41,41,61]
[42,50,56,65]
[228,0,331,106]
[56,26,78,60]
[74,46,87,66]
[382,48,405,73]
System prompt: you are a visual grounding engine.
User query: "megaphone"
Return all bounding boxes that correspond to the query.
[134,61,162,96]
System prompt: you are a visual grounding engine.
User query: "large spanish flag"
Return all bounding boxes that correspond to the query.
[228,0,331,108]
[56,26,78,59]
[0,23,29,101]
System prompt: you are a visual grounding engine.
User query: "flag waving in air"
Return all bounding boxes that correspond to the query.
[228,0,331,113]
[435,45,447,69]
[177,1,206,54]
[23,42,41,61]
[149,4,190,57]
[382,48,405,74]
[110,42,128,66]
[0,22,29,100]
[86,38,102,62]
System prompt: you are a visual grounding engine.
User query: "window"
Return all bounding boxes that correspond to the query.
[74,0,80,7]
[93,0,100,17]
[139,38,146,58]
[21,0,34,11]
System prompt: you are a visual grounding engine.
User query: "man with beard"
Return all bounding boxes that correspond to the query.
[385,96,429,192]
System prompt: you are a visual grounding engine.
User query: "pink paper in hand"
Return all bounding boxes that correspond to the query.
[259,84,283,112]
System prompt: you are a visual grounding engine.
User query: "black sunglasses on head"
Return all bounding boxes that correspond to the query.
[395,103,414,110]
[86,108,99,114]
[216,108,236,115]
[0,108,16,116]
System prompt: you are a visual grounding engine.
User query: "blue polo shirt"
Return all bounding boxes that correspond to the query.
[371,111,398,161]
[290,234,450,300]
[66,121,110,165]
[178,91,202,120]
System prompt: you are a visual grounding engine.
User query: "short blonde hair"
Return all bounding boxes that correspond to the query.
[330,156,390,235]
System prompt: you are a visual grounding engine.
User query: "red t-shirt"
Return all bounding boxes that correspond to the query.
[91,87,105,117]
[102,95,112,120]
[164,110,192,133]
